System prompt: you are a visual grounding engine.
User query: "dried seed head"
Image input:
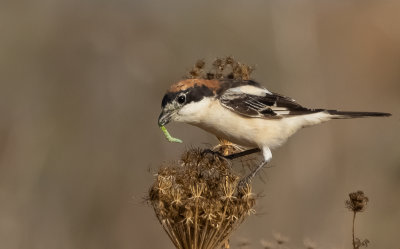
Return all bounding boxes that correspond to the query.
[149,148,257,249]
[184,57,254,81]
[213,57,224,69]
[345,190,369,212]
[195,59,206,69]
[187,59,206,79]
[206,72,215,79]
[189,69,200,78]
[239,64,254,81]
[225,56,235,65]
[354,238,370,248]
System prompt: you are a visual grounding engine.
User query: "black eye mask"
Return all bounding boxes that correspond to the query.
[161,84,214,108]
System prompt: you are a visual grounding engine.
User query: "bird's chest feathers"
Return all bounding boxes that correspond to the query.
[180,100,261,146]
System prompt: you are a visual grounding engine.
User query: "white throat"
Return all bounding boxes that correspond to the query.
[174,97,214,124]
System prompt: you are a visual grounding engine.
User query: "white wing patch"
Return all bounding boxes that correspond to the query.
[229,85,272,96]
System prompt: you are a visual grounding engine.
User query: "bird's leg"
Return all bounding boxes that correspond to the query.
[237,147,272,189]
[203,148,260,160]
[224,148,261,160]
[251,147,272,178]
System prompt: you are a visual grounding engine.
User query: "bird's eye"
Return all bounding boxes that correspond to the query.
[177,95,186,104]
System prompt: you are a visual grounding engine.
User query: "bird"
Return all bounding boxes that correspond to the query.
[158,78,391,182]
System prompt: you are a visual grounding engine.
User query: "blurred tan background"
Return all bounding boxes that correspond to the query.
[0,1,399,248]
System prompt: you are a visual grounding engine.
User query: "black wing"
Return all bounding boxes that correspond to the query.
[218,85,323,119]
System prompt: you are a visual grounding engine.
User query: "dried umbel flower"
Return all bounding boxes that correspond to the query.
[354,238,370,248]
[186,57,254,81]
[345,190,369,212]
[195,59,206,69]
[188,59,206,78]
[149,148,257,249]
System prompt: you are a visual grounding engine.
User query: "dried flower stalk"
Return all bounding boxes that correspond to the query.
[345,190,370,249]
[149,148,256,249]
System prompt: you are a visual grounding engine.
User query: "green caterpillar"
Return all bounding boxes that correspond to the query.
[160,125,183,143]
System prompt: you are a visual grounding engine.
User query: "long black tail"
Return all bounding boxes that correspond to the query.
[327,110,391,119]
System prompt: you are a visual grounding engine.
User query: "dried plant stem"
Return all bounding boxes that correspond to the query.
[198,219,209,249]
[156,213,182,249]
[346,190,369,249]
[204,203,228,249]
[352,212,356,249]
[194,200,199,249]
[211,219,231,249]
[181,225,190,249]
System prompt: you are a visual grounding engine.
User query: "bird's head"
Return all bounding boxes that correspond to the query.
[158,79,220,126]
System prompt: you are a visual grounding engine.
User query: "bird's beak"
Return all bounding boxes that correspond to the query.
[158,109,172,126]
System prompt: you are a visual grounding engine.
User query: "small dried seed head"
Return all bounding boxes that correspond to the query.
[345,190,369,212]
[184,56,254,81]
[206,72,215,79]
[354,238,370,248]
[225,56,235,65]
[213,58,225,71]
[189,69,200,78]
[195,59,206,69]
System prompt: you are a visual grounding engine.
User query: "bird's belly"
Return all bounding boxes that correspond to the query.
[195,122,259,148]
[192,104,299,149]
[186,101,331,149]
